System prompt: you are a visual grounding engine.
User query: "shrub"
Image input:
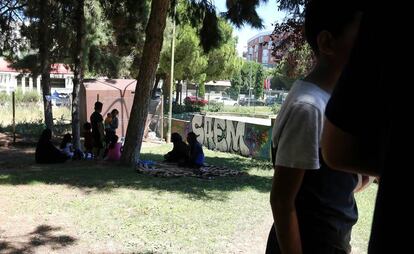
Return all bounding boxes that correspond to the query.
[207,102,223,112]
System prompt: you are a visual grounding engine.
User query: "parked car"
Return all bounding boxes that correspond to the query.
[239,98,265,106]
[265,96,277,106]
[51,92,70,107]
[184,96,208,106]
[210,96,238,106]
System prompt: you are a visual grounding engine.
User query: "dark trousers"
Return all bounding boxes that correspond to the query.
[265,224,349,254]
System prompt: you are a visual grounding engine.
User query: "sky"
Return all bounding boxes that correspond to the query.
[214,0,286,56]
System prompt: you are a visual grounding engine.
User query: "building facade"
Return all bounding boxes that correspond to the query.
[0,57,74,94]
[245,31,276,68]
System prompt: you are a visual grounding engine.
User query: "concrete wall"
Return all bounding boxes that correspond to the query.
[169,114,272,160]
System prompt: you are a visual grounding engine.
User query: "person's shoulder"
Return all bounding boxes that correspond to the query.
[289,80,329,111]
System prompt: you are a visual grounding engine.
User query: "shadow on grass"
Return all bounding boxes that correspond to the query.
[0,224,77,253]
[0,146,273,201]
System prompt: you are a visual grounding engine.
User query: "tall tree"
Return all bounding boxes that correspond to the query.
[71,0,85,150]
[0,0,26,55]
[254,64,264,98]
[204,20,241,81]
[7,0,76,130]
[159,24,208,84]
[159,19,240,103]
[121,0,170,164]
[94,0,150,78]
[229,71,242,100]
[270,0,313,83]
[38,0,53,129]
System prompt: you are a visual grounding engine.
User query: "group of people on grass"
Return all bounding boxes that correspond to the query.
[35,100,205,167]
[35,101,121,163]
[164,132,205,168]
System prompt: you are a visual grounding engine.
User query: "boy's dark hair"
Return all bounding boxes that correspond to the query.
[94,101,103,111]
[304,0,360,54]
[187,132,197,144]
[111,109,119,115]
[39,128,52,144]
[171,132,183,143]
[83,122,92,131]
[60,133,72,149]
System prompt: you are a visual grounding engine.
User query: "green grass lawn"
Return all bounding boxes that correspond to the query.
[0,144,376,253]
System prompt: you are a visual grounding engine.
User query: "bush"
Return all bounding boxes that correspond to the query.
[172,104,187,114]
[207,102,224,112]
[23,90,41,103]
[184,97,205,112]
[14,89,41,104]
[185,104,202,112]
[0,119,45,137]
[271,103,281,114]
[163,102,202,114]
[0,92,10,105]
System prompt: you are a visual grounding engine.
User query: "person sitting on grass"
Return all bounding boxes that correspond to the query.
[105,134,122,161]
[60,133,74,158]
[35,128,68,164]
[60,133,84,160]
[164,132,189,164]
[186,132,204,168]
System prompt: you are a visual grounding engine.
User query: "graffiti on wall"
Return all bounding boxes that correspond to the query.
[169,115,272,159]
[191,115,251,156]
[244,124,271,159]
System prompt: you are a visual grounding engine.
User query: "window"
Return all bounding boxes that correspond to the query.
[262,49,269,63]
[259,36,263,43]
[33,78,38,89]
[268,41,273,49]
[50,78,65,88]
[16,76,22,87]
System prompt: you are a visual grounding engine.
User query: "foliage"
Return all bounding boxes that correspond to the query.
[206,102,224,112]
[230,61,265,99]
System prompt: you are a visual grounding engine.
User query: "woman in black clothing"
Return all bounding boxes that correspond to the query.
[35,129,68,164]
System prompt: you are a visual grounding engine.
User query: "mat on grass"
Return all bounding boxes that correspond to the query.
[136,161,246,179]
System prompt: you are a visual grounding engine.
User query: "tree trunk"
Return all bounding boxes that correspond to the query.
[121,0,170,165]
[71,0,85,150]
[39,0,53,130]
[163,73,170,103]
[151,74,161,98]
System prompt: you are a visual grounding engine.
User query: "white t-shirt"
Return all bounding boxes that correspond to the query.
[271,80,330,170]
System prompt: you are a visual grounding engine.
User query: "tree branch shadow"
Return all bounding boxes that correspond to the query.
[0,224,77,254]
